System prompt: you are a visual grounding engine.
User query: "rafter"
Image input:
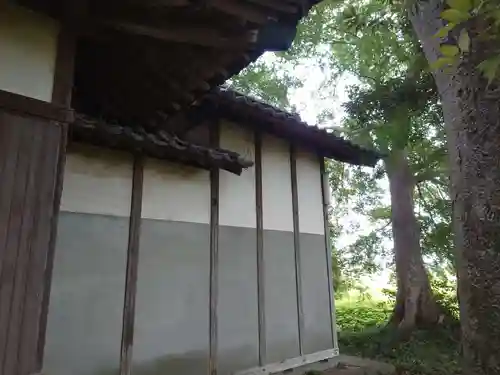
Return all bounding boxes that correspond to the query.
[100,19,257,48]
[129,0,276,23]
[209,0,276,23]
[245,0,297,13]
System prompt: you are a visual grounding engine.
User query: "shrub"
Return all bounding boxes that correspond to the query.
[336,301,391,332]
[336,299,460,375]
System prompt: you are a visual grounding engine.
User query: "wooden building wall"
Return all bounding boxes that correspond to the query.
[41,120,338,375]
[43,146,133,375]
[0,5,72,375]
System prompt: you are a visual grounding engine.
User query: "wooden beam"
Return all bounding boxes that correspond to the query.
[211,0,275,23]
[209,120,220,375]
[0,90,74,123]
[128,0,281,22]
[119,155,144,375]
[245,0,297,13]
[254,131,266,366]
[51,31,76,107]
[36,5,81,369]
[128,0,189,6]
[135,0,275,23]
[101,19,256,48]
[290,145,304,356]
[234,348,339,375]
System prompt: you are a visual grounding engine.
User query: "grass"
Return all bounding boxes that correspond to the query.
[336,298,461,375]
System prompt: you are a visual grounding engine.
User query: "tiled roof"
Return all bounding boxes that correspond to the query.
[202,88,382,167]
[72,114,253,175]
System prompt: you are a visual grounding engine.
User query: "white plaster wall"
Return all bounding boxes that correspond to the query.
[296,149,324,235]
[219,121,256,228]
[142,158,210,224]
[0,5,59,102]
[261,134,293,232]
[60,145,133,218]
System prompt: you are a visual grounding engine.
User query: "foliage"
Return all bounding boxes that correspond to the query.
[337,300,392,331]
[227,60,301,110]
[337,299,461,375]
[433,0,500,82]
[318,0,454,289]
[230,0,456,309]
[429,274,459,318]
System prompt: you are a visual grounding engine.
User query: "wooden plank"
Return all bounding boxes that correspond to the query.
[27,122,65,375]
[254,131,266,366]
[2,118,44,375]
[0,119,35,371]
[0,90,74,123]
[0,116,22,370]
[211,0,275,23]
[133,0,284,19]
[0,114,21,282]
[319,158,338,351]
[0,115,65,375]
[35,18,77,372]
[119,155,144,375]
[245,0,297,13]
[233,348,339,375]
[0,113,11,177]
[209,120,220,375]
[289,145,304,356]
[101,19,255,49]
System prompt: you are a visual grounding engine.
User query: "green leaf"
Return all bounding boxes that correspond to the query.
[433,22,456,38]
[430,56,456,70]
[458,29,470,52]
[478,56,500,85]
[446,0,473,12]
[472,0,483,8]
[440,44,460,57]
[440,9,470,23]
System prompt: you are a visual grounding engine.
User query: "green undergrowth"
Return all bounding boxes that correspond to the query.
[336,299,461,375]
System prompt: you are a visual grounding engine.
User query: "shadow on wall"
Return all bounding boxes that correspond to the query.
[92,345,259,375]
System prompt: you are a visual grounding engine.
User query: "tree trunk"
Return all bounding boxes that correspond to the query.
[386,149,441,331]
[408,2,500,374]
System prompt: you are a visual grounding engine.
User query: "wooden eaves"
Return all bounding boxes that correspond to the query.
[71,113,254,175]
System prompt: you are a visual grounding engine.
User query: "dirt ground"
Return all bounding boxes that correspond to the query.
[291,355,395,375]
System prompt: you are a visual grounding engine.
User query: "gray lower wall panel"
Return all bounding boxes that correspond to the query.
[44,215,333,375]
[218,225,259,375]
[132,219,210,375]
[263,230,300,363]
[43,212,129,375]
[299,233,333,354]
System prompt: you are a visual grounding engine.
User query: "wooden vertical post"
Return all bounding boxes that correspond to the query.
[254,131,266,366]
[209,120,220,375]
[290,145,304,356]
[319,158,338,352]
[119,155,144,375]
[36,22,76,369]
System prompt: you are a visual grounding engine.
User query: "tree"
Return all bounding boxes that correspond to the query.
[407,0,500,372]
[230,0,456,330]
[341,71,450,330]
[301,0,454,330]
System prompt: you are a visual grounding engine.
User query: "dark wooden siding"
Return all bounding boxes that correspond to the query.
[0,112,66,375]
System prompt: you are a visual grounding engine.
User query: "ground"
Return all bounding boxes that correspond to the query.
[327,299,461,375]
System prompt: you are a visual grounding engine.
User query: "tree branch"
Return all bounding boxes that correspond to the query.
[414,168,446,185]
[381,219,392,230]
